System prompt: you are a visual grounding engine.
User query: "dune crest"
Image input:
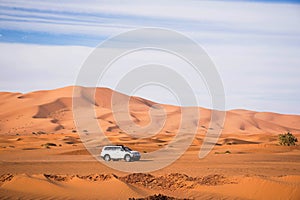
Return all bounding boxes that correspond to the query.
[0,86,299,137]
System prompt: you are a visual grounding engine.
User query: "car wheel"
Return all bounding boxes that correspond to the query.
[104,154,111,161]
[124,155,131,162]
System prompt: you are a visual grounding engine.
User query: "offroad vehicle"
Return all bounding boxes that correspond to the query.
[100,145,141,162]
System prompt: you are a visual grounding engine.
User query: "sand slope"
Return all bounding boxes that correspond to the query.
[1,86,300,199]
[0,173,152,199]
[1,173,299,200]
[0,86,299,137]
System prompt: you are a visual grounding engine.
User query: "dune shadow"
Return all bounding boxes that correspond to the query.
[137,159,153,162]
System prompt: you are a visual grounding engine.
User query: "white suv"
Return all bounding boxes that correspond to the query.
[100,145,141,162]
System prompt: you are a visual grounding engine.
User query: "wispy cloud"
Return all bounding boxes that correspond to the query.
[1,0,300,44]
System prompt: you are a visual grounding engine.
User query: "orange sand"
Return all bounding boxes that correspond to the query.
[0,86,299,199]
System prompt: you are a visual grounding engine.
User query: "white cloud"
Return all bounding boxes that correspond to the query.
[0,43,93,92]
[1,41,299,114]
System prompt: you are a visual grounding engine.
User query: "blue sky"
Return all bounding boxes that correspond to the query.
[0,0,300,114]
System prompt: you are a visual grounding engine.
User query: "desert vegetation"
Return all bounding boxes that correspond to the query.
[278,132,298,146]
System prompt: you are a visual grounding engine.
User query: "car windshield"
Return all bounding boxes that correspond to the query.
[124,147,132,151]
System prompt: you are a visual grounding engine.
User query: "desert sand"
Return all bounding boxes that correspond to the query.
[0,86,300,199]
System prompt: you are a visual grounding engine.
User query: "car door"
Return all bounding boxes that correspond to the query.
[110,147,118,159]
[118,147,124,159]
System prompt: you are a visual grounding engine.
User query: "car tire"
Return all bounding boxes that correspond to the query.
[124,154,132,162]
[104,154,111,161]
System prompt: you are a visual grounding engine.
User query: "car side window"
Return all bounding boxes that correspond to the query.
[104,146,127,151]
[105,147,114,151]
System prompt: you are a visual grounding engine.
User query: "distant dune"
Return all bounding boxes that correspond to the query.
[0,86,299,137]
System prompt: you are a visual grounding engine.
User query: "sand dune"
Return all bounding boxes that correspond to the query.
[1,86,300,199]
[1,86,299,137]
[0,173,152,199]
[1,173,299,200]
[199,175,300,200]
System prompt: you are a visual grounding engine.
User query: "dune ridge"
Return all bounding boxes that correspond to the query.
[0,86,299,137]
[0,173,299,200]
